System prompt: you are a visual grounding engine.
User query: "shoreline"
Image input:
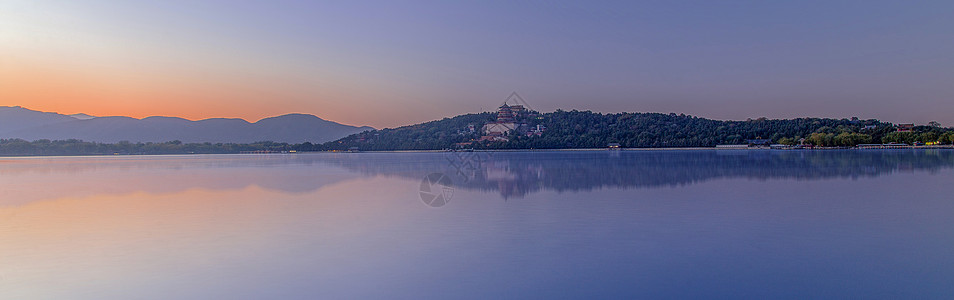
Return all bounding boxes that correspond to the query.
[3,145,954,158]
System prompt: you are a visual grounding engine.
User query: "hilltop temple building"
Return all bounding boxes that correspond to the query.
[482,104,519,137]
[477,99,542,142]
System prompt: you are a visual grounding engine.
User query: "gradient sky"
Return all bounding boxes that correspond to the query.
[2,0,953,128]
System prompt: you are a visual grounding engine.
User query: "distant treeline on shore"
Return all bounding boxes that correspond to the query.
[0,139,322,156]
[2,110,954,156]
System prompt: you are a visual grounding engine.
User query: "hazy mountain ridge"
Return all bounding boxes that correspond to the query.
[0,106,373,143]
[0,106,79,132]
[69,113,97,120]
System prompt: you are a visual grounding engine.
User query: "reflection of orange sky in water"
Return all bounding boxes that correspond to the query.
[0,155,359,207]
[0,178,418,299]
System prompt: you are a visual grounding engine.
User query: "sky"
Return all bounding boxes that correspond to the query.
[2,0,953,129]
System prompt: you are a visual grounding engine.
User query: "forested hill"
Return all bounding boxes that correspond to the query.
[327,110,953,151]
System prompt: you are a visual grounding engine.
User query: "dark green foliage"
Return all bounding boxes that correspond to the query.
[326,110,949,150]
[328,112,496,151]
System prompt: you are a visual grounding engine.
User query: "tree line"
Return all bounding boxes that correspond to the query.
[3,110,953,155]
[0,139,325,156]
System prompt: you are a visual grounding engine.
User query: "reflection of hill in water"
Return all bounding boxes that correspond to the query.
[319,150,954,199]
[3,150,953,206]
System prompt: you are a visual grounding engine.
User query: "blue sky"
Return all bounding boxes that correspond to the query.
[2,0,953,128]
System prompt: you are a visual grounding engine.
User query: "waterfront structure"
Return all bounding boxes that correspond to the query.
[745,139,772,146]
[716,144,750,149]
[857,144,910,149]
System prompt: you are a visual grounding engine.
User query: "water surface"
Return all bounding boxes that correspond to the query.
[2,150,953,299]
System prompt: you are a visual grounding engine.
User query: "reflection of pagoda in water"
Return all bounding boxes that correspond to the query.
[482,159,544,200]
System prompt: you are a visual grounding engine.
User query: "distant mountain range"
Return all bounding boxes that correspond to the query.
[0,106,373,143]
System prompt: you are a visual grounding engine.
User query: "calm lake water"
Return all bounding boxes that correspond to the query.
[2,150,953,299]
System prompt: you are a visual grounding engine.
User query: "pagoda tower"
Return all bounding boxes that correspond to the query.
[496,104,515,123]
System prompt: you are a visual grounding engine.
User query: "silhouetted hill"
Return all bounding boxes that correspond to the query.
[326,110,952,150]
[0,106,79,132]
[0,106,373,143]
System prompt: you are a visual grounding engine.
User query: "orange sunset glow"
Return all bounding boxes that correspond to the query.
[2,55,377,126]
[1,0,456,129]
